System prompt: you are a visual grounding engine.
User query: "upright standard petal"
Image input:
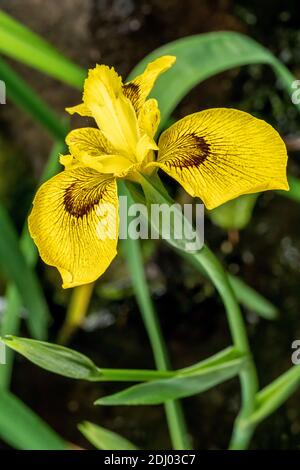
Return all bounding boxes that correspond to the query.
[123,56,176,114]
[83,65,139,155]
[138,99,161,138]
[149,108,289,209]
[135,99,160,163]
[28,168,119,288]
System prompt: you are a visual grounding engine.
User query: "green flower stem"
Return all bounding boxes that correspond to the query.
[97,368,175,382]
[123,235,191,449]
[0,292,21,389]
[118,182,191,450]
[127,176,259,449]
[58,283,95,345]
[193,246,259,449]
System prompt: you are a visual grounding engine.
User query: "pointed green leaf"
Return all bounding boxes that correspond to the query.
[0,205,49,339]
[227,274,278,320]
[128,31,300,128]
[208,194,259,231]
[179,346,242,374]
[0,58,68,140]
[2,336,101,380]
[0,390,65,449]
[79,421,138,450]
[246,365,300,426]
[0,141,64,389]
[2,335,178,382]
[95,353,246,405]
[0,11,84,89]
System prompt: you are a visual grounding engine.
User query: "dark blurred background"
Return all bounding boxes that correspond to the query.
[1,0,300,450]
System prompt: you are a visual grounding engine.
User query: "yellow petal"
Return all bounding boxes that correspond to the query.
[82,154,135,175]
[59,154,76,169]
[65,103,92,117]
[136,99,160,164]
[66,127,113,157]
[138,99,160,138]
[136,134,158,163]
[83,65,139,155]
[123,56,176,114]
[66,128,134,174]
[148,108,289,209]
[28,168,119,288]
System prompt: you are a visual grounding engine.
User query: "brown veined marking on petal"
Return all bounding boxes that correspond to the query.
[63,177,112,219]
[122,82,140,113]
[161,132,211,169]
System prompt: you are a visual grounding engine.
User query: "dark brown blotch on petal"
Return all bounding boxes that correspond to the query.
[63,181,108,219]
[166,133,211,169]
[123,82,140,112]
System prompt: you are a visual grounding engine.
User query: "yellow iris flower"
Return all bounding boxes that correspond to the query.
[28,56,289,288]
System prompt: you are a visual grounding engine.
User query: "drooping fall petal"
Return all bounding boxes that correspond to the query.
[123,56,176,114]
[28,168,119,288]
[148,108,289,209]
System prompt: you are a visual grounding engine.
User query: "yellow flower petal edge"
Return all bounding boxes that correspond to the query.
[65,102,92,117]
[123,55,176,114]
[59,154,77,169]
[147,108,289,209]
[28,168,119,288]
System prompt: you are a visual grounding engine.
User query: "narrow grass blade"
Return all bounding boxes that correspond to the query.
[0,141,64,390]
[227,275,278,320]
[0,389,65,449]
[0,57,68,140]
[79,421,138,450]
[118,181,191,450]
[0,11,85,89]
[0,58,66,349]
[246,365,300,426]
[0,205,49,339]
[0,291,22,389]
[179,346,243,374]
[95,354,246,405]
